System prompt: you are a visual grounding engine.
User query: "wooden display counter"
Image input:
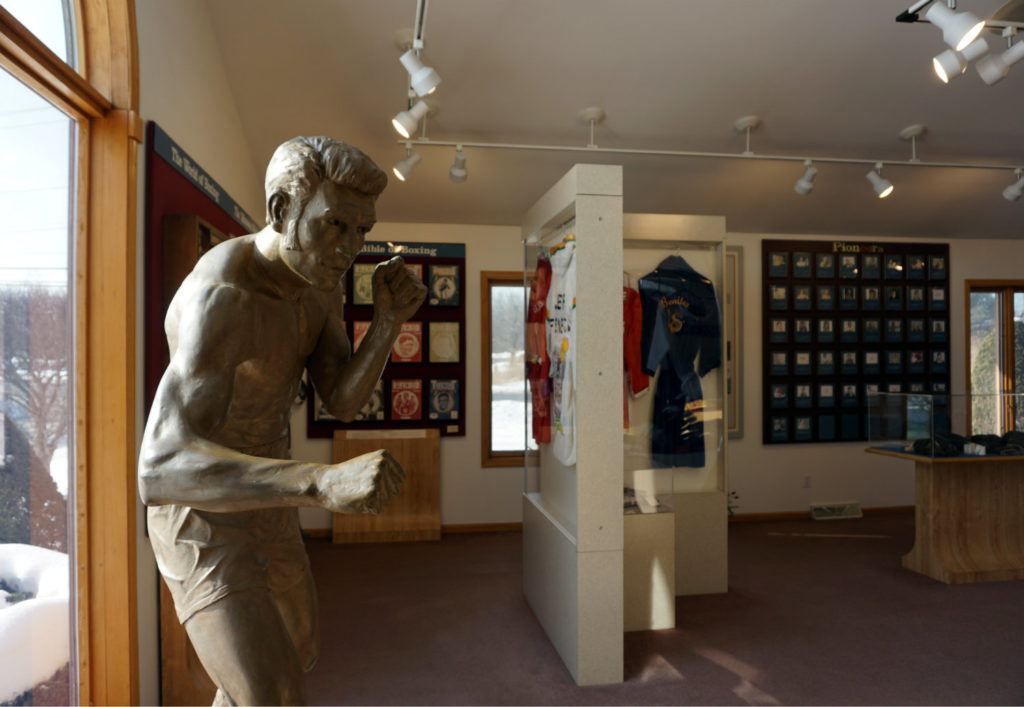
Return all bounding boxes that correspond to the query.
[867,447,1024,584]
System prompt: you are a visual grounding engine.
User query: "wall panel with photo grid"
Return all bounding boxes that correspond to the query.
[761,239,950,444]
[307,241,466,438]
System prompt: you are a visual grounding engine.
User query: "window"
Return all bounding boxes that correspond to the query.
[967,281,1024,434]
[1,2,138,704]
[0,61,76,706]
[480,271,536,467]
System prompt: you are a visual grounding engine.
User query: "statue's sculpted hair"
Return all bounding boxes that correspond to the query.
[264,136,387,226]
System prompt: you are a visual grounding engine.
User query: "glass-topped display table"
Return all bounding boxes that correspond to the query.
[867,393,1024,584]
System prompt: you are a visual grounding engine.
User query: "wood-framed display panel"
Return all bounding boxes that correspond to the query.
[306,241,467,438]
[761,239,950,445]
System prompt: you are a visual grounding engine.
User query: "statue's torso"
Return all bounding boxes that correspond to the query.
[166,235,336,450]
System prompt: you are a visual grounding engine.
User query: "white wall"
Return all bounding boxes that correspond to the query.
[135,0,263,219]
[134,1,263,703]
[293,222,525,530]
[724,232,1018,516]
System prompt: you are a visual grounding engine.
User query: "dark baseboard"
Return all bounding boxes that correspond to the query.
[442,522,523,534]
[730,505,914,523]
[307,507,914,538]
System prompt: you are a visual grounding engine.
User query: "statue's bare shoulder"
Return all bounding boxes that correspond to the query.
[165,235,266,359]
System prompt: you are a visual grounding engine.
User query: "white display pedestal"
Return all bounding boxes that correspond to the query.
[624,512,675,631]
[521,164,624,686]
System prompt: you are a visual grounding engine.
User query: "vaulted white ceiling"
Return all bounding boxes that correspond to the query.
[205,0,1024,238]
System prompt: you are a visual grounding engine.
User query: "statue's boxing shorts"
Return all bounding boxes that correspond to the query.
[147,436,311,623]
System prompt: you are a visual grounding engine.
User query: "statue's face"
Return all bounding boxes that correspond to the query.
[283,181,376,291]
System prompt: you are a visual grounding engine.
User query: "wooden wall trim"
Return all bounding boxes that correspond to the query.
[80,108,138,706]
[76,3,139,705]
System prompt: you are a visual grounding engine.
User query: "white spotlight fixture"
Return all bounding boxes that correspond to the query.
[794,160,817,195]
[399,49,440,97]
[392,149,421,182]
[975,39,1024,85]
[1003,169,1024,201]
[925,1,986,51]
[449,147,467,183]
[392,100,430,138]
[933,36,990,82]
[866,163,894,198]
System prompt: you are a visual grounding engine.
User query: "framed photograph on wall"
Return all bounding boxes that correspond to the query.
[862,254,880,279]
[816,253,835,278]
[769,251,788,278]
[907,254,926,279]
[840,254,859,279]
[793,252,812,277]
[794,317,812,343]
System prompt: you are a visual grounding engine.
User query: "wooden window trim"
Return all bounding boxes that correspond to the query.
[0,5,110,118]
[1,1,139,704]
[480,271,529,468]
[965,279,1024,433]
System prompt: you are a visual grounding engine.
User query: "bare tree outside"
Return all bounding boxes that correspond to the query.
[0,286,69,552]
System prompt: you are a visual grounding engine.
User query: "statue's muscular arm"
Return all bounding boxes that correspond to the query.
[307,256,427,420]
[138,281,403,514]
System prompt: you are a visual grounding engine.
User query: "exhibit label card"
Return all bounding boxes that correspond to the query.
[391,379,423,420]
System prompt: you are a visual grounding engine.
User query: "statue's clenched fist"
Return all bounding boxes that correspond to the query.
[373,256,428,324]
[313,449,407,514]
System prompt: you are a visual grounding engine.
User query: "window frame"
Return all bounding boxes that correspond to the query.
[965,279,1024,433]
[0,2,139,704]
[480,270,531,468]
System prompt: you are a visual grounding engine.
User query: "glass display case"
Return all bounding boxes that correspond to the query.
[867,392,1024,457]
[622,238,726,514]
[524,235,726,518]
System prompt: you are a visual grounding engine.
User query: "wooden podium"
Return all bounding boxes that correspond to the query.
[332,429,441,543]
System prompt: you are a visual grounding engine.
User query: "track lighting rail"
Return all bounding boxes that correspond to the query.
[398,137,1020,174]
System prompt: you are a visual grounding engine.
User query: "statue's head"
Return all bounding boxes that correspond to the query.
[264,136,387,246]
[264,137,387,291]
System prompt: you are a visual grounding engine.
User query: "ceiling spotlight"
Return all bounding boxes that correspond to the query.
[976,39,1024,85]
[399,49,440,97]
[794,161,817,195]
[392,150,421,182]
[449,148,467,183]
[392,100,430,138]
[1003,169,1024,201]
[933,37,990,82]
[866,163,894,198]
[925,1,986,51]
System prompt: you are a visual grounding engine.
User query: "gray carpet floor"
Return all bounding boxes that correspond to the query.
[305,513,1024,706]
